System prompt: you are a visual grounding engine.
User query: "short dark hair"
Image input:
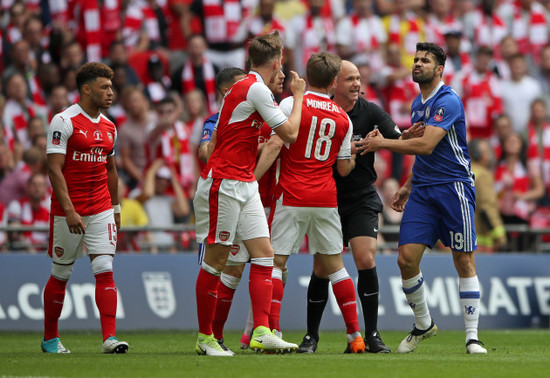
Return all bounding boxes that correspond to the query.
[75,62,114,92]
[306,52,341,88]
[248,30,283,67]
[215,67,246,92]
[416,42,446,68]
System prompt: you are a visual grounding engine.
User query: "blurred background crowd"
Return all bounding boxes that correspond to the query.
[1,0,550,254]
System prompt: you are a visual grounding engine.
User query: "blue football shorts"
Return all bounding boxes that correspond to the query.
[398,182,477,252]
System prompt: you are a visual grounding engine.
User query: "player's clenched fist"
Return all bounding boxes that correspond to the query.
[289,70,306,96]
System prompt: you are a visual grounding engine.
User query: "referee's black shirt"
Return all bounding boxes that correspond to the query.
[333,97,401,203]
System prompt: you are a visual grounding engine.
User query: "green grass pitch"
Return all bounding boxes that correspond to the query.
[1,330,549,377]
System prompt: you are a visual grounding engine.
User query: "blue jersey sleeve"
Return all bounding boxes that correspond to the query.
[425,93,461,132]
[200,113,219,145]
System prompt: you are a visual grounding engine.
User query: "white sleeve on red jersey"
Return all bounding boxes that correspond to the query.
[337,114,353,159]
[278,96,294,118]
[248,82,287,129]
[111,126,118,157]
[46,114,74,155]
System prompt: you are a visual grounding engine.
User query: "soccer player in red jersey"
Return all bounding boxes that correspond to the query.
[193,31,306,356]
[42,63,128,354]
[255,52,365,354]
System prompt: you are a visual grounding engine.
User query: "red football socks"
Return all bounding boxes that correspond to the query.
[332,278,360,334]
[269,277,284,331]
[195,268,220,335]
[43,275,67,340]
[94,271,117,341]
[249,264,273,329]
[212,281,236,340]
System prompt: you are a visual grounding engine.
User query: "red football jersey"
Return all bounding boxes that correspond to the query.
[277,92,352,207]
[258,123,277,207]
[47,104,117,217]
[201,72,287,182]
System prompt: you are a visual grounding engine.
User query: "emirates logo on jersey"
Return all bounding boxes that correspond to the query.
[72,147,107,163]
[250,120,263,130]
[219,231,230,242]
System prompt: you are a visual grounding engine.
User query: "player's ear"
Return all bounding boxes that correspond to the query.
[81,83,91,96]
[329,76,337,90]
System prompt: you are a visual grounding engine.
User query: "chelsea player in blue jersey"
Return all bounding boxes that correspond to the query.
[362,42,487,355]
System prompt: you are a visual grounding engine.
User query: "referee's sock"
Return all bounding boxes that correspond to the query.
[357,267,379,335]
[306,272,330,341]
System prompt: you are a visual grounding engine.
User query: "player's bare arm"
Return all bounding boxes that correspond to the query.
[106,155,121,231]
[206,130,217,160]
[360,125,446,155]
[198,141,209,163]
[336,158,354,177]
[273,71,306,143]
[47,153,86,234]
[254,134,284,180]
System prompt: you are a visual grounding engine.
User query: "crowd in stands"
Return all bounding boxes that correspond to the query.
[1,0,550,253]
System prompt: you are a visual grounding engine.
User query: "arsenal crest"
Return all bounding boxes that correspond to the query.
[219,231,230,242]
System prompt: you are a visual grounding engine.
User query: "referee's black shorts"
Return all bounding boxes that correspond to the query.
[338,185,383,245]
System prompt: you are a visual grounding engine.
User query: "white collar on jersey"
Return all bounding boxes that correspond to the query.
[305,90,330,99]
[76,103,102,123]
[249,71,265,84]
[421,80,444,104]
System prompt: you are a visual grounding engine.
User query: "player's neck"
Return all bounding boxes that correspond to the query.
[251,67,271,86]
[78,100,101,119]
[419,79,441,100]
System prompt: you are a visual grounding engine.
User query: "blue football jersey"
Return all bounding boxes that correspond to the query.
[410,82,474,187]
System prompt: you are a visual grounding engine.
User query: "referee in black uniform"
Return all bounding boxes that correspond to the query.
[297,60,424,354]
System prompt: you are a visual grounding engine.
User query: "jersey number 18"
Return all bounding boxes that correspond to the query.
[305,116,336,162]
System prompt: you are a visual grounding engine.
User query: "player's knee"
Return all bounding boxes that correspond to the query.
[91,255,114,275]
[354,252,376,270]
[220,272,241,289]
[397,252,417,272]
[51,262,74,281]
[223,264,245,279]
[454,253,476,277]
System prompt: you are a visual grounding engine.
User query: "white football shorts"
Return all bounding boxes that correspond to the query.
[49,209,117,264]
[270,197,344,256]
[194,177,270,246]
